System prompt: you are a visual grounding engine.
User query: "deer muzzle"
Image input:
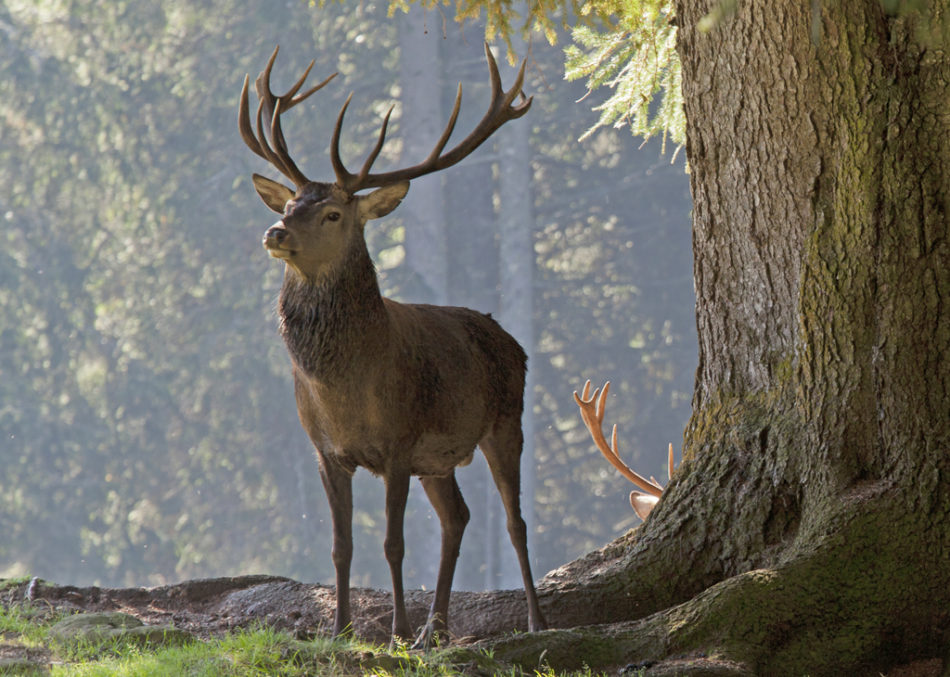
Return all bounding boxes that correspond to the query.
[262,223,292,257]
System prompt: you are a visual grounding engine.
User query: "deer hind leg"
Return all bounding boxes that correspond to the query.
[383,467,413,642]
[480,419,548,632]
[413,472,470,649]
[316,452,354,637]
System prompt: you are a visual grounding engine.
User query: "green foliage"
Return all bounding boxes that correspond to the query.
[57,626,356,676]
[565,2,683,153]
[0,603,65,646]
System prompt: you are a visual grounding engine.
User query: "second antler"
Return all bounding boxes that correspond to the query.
[574,380,676,520]
[330,42,532,194]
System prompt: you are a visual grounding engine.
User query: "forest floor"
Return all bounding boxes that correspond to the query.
[1,575,943,676]
[0,574,745,676]
[0,573,563,647]
[0,574,575,676]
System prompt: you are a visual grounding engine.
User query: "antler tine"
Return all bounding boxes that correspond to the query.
[330,95,352,187]
[331,95,398,191]
[256,49,336,120]
[253,97,303,186]
[423,84,462,166]
[356,105,395,185]
[486,40,504,97]
[239,45,337,188]
[331,42,532,194]
[596,380,610,422]
[573,380,663,497]
[486,41,530,112]
[668,443,675,482]
[646,443,678,491]
[239,75,267,160]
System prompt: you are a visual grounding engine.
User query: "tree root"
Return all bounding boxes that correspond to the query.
[486,490,950,676]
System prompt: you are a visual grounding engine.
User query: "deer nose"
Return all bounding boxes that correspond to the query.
[263,224,288,248]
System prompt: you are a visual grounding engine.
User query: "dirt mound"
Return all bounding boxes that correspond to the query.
[1,575,530,644]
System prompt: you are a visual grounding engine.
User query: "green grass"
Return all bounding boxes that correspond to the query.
[0,603,609,676]
[0,600,66,645]
[54,627,341,676]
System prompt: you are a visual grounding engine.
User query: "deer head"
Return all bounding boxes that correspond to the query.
[238,44,531,280]
[574,380,677,520]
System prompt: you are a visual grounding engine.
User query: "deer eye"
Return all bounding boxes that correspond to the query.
[325,211,341,222]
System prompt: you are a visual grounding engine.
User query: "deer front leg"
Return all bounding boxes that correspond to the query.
[317,452,354,636]
[384,467,413,642]
[414,473,470,649]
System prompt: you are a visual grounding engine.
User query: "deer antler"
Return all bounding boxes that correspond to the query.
[573,380,663,498]
[330,42,532,194]
[574,380,682,521]
[238,46,337,188]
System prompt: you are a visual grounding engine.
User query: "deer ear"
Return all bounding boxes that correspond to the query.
[359,182,410,221]
[630,492,659,521]
[252,174,295,214]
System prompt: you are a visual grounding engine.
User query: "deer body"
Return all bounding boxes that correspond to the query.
[239,46,545,645]
[283,273,526,479]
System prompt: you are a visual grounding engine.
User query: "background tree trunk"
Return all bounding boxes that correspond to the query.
[495,37,538,587]
[491,2,950,674]
[399,14,448,306]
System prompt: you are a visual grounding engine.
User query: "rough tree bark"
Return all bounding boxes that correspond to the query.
[485,2,950,675]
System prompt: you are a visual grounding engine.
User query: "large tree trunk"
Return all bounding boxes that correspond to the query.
[489,2,950,675]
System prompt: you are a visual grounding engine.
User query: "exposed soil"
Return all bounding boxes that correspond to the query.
[1,574,529,645]
[1,575,944,676]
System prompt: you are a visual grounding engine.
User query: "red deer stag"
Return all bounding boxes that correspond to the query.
[238,45,545,646]
[574,380,676,520]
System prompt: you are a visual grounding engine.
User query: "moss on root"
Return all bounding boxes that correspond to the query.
[488,486,949,676]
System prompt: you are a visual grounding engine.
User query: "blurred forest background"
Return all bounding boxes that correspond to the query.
[0,0,694,591]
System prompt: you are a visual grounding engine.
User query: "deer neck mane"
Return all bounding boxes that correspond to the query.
[278,245,387,379]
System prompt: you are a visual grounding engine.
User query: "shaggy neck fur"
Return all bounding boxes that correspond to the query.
[278,245,386,380]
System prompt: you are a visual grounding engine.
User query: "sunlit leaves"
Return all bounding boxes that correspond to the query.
[565,1,683,154]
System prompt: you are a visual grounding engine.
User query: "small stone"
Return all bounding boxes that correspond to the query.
[49,612,143,644]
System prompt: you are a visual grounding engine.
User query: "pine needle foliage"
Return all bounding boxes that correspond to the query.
[565,1,683,154]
